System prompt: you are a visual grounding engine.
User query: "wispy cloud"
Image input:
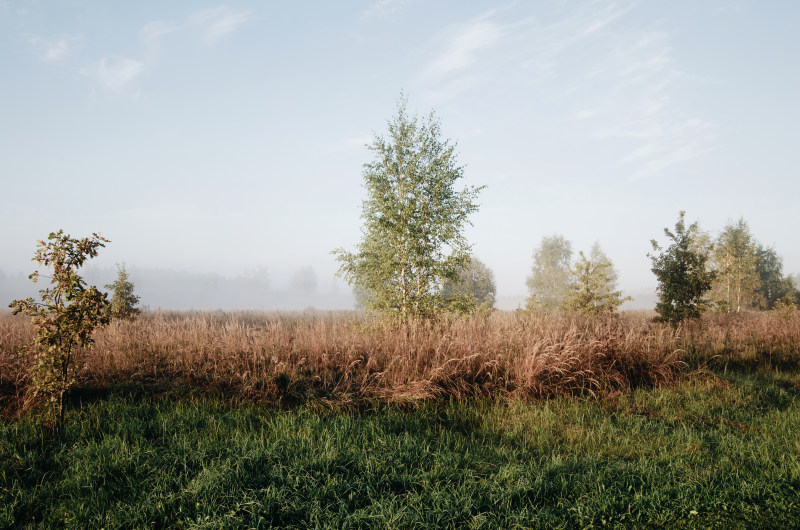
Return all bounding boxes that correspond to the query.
[21,33,79,62]
[361,0,410,21]
[584,30,715,179]
[419,0,713,179]
[141,5,254,49]
[189,6,254,42]
[425,15,503,77]
[139,20,182,50]
[78,5,253,97]
[84,55,144,92]
[420,2,635,95]
[617,119,715,180]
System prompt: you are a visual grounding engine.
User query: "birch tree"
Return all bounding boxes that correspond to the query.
[525,234,572,311]
[333,98,483,319]
[710,218,760,313]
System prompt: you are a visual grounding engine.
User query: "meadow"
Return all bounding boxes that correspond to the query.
[1,310,800,527]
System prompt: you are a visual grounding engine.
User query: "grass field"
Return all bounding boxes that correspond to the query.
[1,310,799,527]
[2,370,799,528]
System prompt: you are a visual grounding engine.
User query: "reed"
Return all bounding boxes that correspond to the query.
[1,309,798,411]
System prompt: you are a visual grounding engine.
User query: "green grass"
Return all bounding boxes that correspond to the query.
[2,370,800,528]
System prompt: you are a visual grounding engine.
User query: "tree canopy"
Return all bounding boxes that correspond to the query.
[525,234,573,311]
[333,97,483,319]
[709,218,760,313]
[562,243,630,315]
[105,263,141,320]
[649,211,716,323]
[441,257,497,313]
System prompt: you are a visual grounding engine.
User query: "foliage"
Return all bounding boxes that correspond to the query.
[754,245,797,310]
[333,97,483,319]
[440,257,497,313]
[562,244,631,315]
[772,294,797,321]
[9,230,110,422]
[105,263,140,320]
[710,218,761,313]
[525,234,573,311]
[649,211,716,323]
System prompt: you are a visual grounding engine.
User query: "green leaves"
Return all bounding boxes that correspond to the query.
[9,230,111,423]
[334,97,483,319]
[526,235,573,311]
[649,211,715,323]
[105,263,141,320]
[441,257,497,314]
[562,246,631,315]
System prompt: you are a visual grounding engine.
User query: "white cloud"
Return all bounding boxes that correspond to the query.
[21,33,78,62]
[139,20,182,50]
[420,2,634,96]
[189,6,254,42]
[88,56,144,91]
[139,6,254,51]
[361,0,410,21]
[582,31,716,179]
[620,119,715,180]
[418,1,713,179]
[424,15,503,78]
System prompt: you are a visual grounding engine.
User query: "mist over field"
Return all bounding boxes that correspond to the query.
[0,265,659,312]
[2,2,798,312]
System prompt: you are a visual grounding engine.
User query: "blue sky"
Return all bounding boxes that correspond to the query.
[2,1,798,309]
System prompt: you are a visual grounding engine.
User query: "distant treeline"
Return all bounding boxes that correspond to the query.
[0,266,353,311]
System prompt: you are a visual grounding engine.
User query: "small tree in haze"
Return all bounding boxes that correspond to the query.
[9,230,110,424]
[754,245,797,310]
[649,211,715,323]
[105,263,140,320]
[333,96,483,319]
[526,234,572,311]
[709,218,760,313]
[291,266,318,294]
[562,244,630,315]
[441,257,497,313]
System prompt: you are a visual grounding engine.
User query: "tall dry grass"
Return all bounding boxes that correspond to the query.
[1,309,799,411]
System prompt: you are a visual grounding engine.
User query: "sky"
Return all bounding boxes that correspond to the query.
[1,0,799,310]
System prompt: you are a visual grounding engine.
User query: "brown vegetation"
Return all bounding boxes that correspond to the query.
[2,309,799,413]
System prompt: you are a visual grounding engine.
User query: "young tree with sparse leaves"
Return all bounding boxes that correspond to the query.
[333,97,483,319]
[649,211,716,323]
[562,243,631,315]
[10,230,110,424]
[105,263,141,320]
[525,234,572,311]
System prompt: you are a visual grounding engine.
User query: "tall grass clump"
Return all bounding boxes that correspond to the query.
[2,309,799,412]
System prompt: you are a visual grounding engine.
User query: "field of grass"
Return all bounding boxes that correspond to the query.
[1,369,799,528]
[3,310,799,412]
[1,310,800,527]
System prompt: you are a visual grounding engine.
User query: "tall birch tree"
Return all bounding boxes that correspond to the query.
[333,97,483,319]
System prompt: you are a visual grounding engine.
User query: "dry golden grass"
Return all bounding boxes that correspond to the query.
[1,309,799,411]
